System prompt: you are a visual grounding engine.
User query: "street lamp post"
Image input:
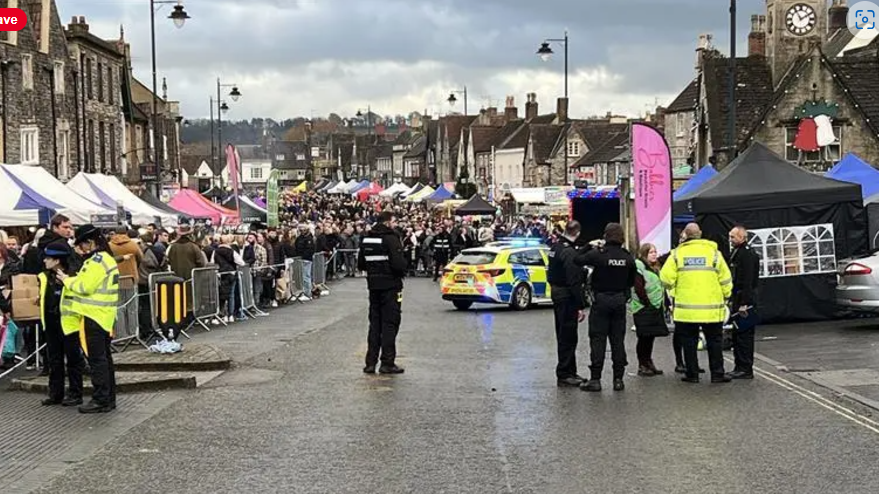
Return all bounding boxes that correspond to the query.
[356,105,372,178]
[537,30,570,185]
[149,0,189,193]
[448,87,471,193]
[216,78,242,181]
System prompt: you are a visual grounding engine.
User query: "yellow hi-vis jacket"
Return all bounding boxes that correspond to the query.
[659,238,732,323]
[60,252,119,337]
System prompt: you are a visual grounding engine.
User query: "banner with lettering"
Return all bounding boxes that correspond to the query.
[632,123,673,254]
[267,169,280,228]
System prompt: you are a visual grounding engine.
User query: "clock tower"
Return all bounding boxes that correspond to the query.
[765,0,827,80]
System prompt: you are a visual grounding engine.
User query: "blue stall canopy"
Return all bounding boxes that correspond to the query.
[673,165,718,224]
[826,153,879,204]
[425,185,454,202]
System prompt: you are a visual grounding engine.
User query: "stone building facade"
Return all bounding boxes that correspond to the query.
[66,16,125,178]
[665,0,879,172]
[0,0,78,176]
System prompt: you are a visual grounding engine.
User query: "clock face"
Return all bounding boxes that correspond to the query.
[786,3,817,35]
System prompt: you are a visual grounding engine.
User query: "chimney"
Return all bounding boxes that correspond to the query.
[556,97,569,123]
[748,15,766,57]
[695,33,713,70]
[525,92,538,120]
[829,0,849,31]
[504,95,518,121]
[68,16,90,35]
[487,107,498,118]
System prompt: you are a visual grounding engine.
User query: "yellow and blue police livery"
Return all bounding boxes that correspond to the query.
[440,239,552,311]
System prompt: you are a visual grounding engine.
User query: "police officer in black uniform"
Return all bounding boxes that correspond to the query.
[547,220,591,387]
[358,211,408,375]
[580,223,636,392]
[431,225,452,282]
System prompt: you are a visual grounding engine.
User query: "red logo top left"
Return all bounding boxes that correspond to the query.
[0,9,26,32]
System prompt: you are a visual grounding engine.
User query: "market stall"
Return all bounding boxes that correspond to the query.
[672,165,717,224]
[674,142,866,322]
[405,186,435,202]
[0,164,111,225]
[67,172,178,226]
[222,195,268,223]
[138,191,199,220]
[170,189,239,225]
[825,153,879,250]
[355,182,384,201]
[455,194,496,216]
[568,186,620,243]
[400,183,424,198]
[424,185,454,202]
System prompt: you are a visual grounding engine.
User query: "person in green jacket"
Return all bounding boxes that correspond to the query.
[630,243,669,377]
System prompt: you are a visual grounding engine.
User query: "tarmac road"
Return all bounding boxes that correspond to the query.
[32,278,879,494]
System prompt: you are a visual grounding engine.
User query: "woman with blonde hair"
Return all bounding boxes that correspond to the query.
[631,242,669,376]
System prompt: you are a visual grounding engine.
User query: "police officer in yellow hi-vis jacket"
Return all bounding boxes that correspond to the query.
[58,225,119,414]
[660,223,733,384]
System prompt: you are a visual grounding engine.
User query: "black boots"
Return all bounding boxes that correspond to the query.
[379,365,405,374]
[613,379,625,391]
[557,376,583,387]
[78,401,113,414]
[580,379,602,392]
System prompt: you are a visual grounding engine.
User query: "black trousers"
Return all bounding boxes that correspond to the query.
[552,293,579,379]
[588,292,628,380]
[636,336,655,366]
[84,317,116,406]
[732,326,756,374]
[137,283,153,340]
[433,253,448,280]
[366,289,402,367]
[676,322,724,378]
[672,331,684,367]
[45,315,83,401]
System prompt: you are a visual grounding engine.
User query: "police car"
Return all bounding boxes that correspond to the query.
[440,240,552,311]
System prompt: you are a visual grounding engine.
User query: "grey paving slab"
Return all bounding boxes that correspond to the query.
[113,343,231,372]
[26,279,879,494]
[0,280,365,494]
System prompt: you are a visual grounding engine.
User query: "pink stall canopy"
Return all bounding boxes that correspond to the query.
[169,189,239,225]
[356,182,384,202]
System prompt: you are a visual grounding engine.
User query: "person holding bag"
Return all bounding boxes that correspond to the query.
[38,241,84,407]
[631,243,669,377]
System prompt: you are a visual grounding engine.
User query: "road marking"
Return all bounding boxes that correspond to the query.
[735,357,879,435]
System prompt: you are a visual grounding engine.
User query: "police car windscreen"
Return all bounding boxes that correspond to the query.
[453,251,497,265]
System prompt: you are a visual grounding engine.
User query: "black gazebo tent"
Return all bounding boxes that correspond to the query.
[455,194,496,216]
[222,196,267,224]
[674,142,866,322]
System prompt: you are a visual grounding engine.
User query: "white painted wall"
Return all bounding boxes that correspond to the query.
[492,147,525,192]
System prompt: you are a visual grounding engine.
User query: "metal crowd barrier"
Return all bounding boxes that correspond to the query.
[191,265,224,332]
[111,275,145,352]
[0,320,38,381]
[313,252,329,293]
[148,271,191,339]
[237,265,266,318]
[285,257,306,303]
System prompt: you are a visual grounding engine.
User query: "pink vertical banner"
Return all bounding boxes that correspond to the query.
[225,144,242,223]
[631,123,673,254]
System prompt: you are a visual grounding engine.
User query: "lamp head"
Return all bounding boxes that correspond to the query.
[447,93,457,106]
[169,4,190,29]
[229,86,241,102]
[537,41,553,62]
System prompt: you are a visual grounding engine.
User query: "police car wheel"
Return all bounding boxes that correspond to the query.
[511,284,531,311]
[453,300,473,311]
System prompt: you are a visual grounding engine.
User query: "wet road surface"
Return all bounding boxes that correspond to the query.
[33,278,879,493]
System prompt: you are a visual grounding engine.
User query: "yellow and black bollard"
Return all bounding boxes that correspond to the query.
[154,276,188,340]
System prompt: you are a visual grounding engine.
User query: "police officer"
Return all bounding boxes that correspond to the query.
[358,211,408,375]
[547,220,590,387]
[660,223,733,384]
[431,225,452,282]
[728,224,760,379]
[58,225,120,413]
[580,223,636,392]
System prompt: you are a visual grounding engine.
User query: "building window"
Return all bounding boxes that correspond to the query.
[676,113,685,136]
[97,62,104,103]
[296,153,305,160]
[251,167,263,180]
[87,120,95,172]
[86,58,93,99]
[26,0,41,48]
[99,121,106,173]
[163,135,168,161]
[275,154,285,161]
[58,128,70,180]
[21,54,32,90]
[784,126,842,170]
[53,61,64,94]
[109,123,116,173]
[20,126,39,165]
[567,140,580,157]
[107,66,114,105]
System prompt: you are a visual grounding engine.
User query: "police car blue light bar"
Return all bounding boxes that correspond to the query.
[491,238,547,247]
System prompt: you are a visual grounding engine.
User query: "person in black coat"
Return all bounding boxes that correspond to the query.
[358,211,407,375]
[728,224,760,379]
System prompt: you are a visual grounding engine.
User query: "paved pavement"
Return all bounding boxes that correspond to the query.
[754,317,879,409]
[18,278,879,493]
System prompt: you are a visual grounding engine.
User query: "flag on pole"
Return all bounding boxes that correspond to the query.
[225,144,242,223]
[631,123,673,254]
[267,169,279,228]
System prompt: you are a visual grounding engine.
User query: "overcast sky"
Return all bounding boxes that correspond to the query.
[67,0,770,120]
